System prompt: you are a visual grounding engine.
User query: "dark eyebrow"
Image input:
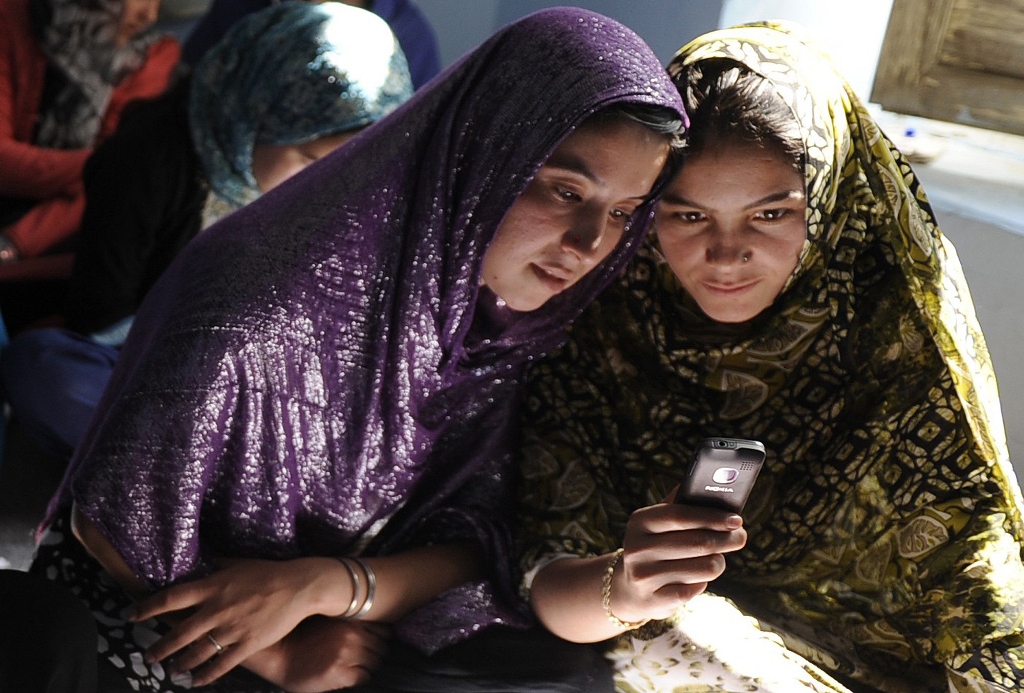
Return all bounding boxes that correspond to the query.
[659,189,804,209]
[660,191,700,208]
[542,151,651,202]
[742,190,804,211]
[542,151,600,185]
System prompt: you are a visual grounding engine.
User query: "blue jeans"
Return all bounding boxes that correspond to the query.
[0,328,118,461]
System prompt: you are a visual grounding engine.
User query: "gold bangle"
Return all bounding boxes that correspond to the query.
[601,548,649,631]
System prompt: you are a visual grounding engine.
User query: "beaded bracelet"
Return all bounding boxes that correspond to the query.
[601,548,650,631]
[351,557,377,619]
[336,557,362,618]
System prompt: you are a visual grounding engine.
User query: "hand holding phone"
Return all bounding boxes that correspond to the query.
[676,437,765,514]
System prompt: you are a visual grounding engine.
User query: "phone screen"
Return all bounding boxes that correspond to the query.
[676,437,765,514]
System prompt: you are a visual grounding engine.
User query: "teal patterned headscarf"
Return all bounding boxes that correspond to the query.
[189,1,413,209]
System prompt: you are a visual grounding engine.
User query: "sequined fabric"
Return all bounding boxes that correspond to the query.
[47,8,684,653]
[189,2,414,209]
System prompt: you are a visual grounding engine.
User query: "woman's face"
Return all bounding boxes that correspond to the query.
[480,117,670,312]
[116,0,160,46]
[655,138,806,323]
[252,130,359,194]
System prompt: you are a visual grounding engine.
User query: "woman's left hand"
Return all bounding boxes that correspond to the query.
[130,556,349,684]
[266,618,391,692]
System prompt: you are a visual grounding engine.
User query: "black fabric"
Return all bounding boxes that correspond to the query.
[64,76,207,335]
[354,626,615,693]
[33,63,66,143]
[0,195,35,229]
[0,568,98,693]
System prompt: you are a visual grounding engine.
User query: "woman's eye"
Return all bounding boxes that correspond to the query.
[758,208,788,221]
[557,188,582,202]
[676,211,705,223]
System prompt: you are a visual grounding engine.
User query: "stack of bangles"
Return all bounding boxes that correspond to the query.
[602,548,650,631]
[336,557,377,618]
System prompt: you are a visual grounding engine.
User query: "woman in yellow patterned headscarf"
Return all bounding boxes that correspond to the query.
[516,22,1024,693]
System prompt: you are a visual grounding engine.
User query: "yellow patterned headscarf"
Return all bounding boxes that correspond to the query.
[518,22,1024,692]
[665,22,1009,466]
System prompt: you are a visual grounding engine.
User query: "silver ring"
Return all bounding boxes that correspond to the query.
[206,633,224,653]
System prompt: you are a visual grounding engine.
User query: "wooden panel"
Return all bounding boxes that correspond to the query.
[940,0,1024,79]
[872,0,1024,136]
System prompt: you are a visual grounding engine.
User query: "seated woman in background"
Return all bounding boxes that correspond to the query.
[1,0,414,463]
[31,8,684,692]
[0,0,178,262]
[516,21,1024,693]
[181,0,442,90]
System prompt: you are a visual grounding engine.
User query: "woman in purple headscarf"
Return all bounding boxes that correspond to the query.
[28,7,685,692]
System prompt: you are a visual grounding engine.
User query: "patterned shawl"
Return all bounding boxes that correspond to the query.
[189,2,414,211]
[518,22,1024,692]
[30,0,161,148]
[53,8,684,652]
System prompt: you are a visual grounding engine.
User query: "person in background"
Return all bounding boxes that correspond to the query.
[182,0,441,89]
[30,8,685,692]
[516,21,1024,693]
[0,1,414,466]
[0,0,179,262]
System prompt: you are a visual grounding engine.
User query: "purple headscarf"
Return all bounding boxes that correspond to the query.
[54,7,684,650]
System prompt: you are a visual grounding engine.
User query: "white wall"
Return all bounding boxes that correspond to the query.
[416,0,723,68]
[719,0,895,103]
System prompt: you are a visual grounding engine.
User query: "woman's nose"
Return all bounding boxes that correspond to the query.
[705,239,749,266]
[563,210,607,258]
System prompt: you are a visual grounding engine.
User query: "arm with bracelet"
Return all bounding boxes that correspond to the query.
[73,504,480,688]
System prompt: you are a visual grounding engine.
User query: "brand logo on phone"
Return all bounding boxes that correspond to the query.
[712,467,739,484]
[704,485,735,493]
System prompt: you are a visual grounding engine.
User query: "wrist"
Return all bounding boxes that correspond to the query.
[306,556,352,617]
[239,638,286,683]
[310,556,377,619]
[602,549,650,631]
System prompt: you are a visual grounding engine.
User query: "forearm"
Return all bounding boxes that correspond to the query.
[530,554,631,643]
[3,191,84,256]
[352,542,481,622]
[216,544,483,685]
[0,142,89,198]
[76,503,479,685]
[530,516,732,645]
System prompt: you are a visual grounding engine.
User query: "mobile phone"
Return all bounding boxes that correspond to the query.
[676,437,766,514]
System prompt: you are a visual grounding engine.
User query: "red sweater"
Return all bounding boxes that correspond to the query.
[0,0,180,256]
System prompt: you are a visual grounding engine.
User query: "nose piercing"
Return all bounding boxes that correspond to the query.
[742,253,750,263]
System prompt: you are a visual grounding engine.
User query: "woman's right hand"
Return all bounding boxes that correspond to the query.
[529,493,747,643]
[263,618,391,692]
[607,497,747,625]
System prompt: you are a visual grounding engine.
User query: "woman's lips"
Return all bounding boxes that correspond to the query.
[701,278,758,295]
[531,263,573,292]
